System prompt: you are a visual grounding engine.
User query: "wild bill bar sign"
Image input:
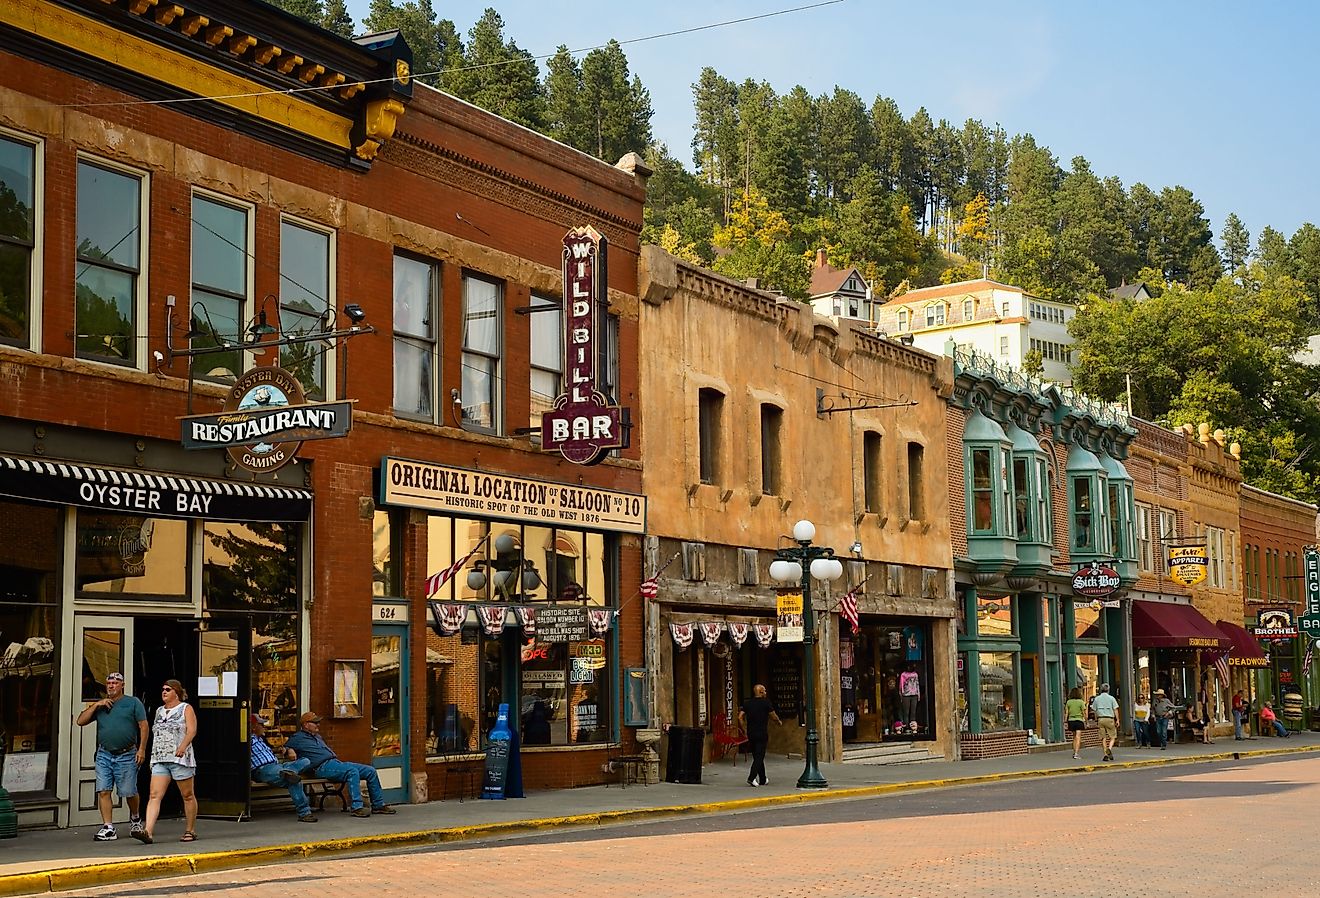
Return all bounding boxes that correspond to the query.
[541,226,629,466]
[181,366,352,473]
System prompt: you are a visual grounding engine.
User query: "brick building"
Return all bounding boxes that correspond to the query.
[0,0,646,828]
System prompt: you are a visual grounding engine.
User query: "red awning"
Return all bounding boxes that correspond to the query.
[1216,620,1270,667]
[1132,600,1226,650]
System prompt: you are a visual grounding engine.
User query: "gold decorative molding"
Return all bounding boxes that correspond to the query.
[353,98,405,162]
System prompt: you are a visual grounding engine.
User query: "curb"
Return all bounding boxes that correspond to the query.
[4,742,1317,897]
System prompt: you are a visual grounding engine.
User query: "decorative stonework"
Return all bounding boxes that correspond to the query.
[387,133,636,246]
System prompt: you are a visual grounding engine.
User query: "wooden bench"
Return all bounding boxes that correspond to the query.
[249,776,350,815]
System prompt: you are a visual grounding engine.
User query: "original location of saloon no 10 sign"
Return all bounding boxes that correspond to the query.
[541,226,629,466]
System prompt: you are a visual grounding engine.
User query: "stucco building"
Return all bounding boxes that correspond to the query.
[637,247,958,764]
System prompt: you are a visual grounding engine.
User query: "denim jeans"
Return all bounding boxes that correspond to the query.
[1150,717,1168,748]
[1233,710,1245,739]
[1133,719,1148,746]
[316,759,386,809]
[253,757,313,816]
[94,747,140,796]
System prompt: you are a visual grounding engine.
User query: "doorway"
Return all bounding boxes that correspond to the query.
[371,624,409,804]
[71,616,135,828]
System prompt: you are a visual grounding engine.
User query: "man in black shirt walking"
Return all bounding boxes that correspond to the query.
[738,684,781,787]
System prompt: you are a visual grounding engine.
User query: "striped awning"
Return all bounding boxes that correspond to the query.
[0,455,311,522]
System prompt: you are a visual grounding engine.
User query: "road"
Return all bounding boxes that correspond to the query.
[63,754,1320,897]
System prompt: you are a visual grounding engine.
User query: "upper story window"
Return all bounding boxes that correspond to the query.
[897,308,909,331]
[76,159,145,366]
[392,253,439,421]
[279,218,333,399]
[461,273,503,433]
[759,404,783,495]
[190,193,249,382]
[1001,301,1010,317]
[962,299,974,321]
[1206,525,1226,588]
[907,441,925,520]
[863,431,882,514]
[1135,502,1153,571]
[971,448,995,532]
[925,303,945,327]
[529,293,562,433]
[1156,508,1177,572]
[0,132,38,349]
[698,388,724,485]
[1073,477,1093,550]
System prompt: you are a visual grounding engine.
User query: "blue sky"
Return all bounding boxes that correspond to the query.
[346,0,1319,245]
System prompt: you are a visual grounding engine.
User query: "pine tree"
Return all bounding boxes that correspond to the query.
[711,187,810,299]
[363,0,449,88]
[579,41,652,162]
[274,0,324,23]
[544,46,588,151]
[320,0,355,38]
[1220,212,1251,272]
[448,8,546,130]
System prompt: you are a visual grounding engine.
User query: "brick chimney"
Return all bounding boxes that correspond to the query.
[815,247,827,269]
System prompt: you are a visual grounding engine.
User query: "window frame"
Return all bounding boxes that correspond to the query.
[697,387,724,485]
[528,291,563,434]
[863,431,882,514]
[278,215,336,400]
[759,403,783,496]
[907,441,925,521]
[459,271,504,434]
[1206,525,1226,588]
[75,154,149,369]
[0,127,42,352]
[392,251,441,422]
[189,189,253,383]
[897,308,909,331]
[962,299,973,321]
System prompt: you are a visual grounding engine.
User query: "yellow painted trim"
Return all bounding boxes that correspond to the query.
[1,0,351,150]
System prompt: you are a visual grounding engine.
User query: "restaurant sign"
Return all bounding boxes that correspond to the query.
[1250,607,1299,640]
[181,366,352,473]
[1071,562,1121,599]
[541,227,629,466]
[1167,544,1208,587]
[379,457,646,534]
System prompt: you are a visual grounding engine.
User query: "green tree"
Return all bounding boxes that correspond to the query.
[1146,186,1221,288]
[543,46,589,151]
[829,167,928,295]
[273,0,324,22]
[868,95,910,194]
[446,8,545,129]
[690,68,740,215]
[815,88,871,206]
[711,187,810,299]
[1220,212,1251,273]
[363,0,456,89]
[579,40,652,162]
[641,143,717,262]
[320,0,355,38]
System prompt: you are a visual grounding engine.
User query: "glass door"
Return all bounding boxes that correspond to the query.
[70,617,133,827]
[371,625,409,804]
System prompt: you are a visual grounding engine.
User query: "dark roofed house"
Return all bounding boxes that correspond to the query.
[1109,282,1152,301]
[808,249,875,322]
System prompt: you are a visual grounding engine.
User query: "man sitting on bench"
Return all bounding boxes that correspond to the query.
[250,714,317,823]
[285,711,396,818]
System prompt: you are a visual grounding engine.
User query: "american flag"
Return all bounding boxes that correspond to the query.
[1214,653,1230,688]
[425,533,490,598]
[839,586,860,633]
[1304,640,1315,676]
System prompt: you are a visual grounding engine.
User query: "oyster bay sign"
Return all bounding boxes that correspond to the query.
[541,226,629,466]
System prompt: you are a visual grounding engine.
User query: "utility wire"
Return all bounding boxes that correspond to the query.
[7,1,846,112]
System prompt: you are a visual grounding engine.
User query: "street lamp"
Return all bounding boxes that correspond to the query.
[769,519,844,788]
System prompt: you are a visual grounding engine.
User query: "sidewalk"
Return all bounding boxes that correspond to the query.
[4,733,1318,897]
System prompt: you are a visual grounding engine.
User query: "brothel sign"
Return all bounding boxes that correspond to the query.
[541,226,629,465]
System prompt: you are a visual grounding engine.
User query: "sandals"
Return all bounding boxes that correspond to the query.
[179,831,196,843]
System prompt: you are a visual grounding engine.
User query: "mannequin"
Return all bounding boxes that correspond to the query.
[899,663,921,730]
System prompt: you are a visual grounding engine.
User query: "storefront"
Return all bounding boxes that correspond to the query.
[374,458,645,787]
[1131,598,1227,724]
[0,437,311,829]
[842,617,935,742]
[956,586,1027,757]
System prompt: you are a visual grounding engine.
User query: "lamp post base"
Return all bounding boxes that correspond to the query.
[796,766,829,789]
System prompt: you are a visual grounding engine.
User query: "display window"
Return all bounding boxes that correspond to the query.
[979,651,1018,731]
[76,512,188,600]
[841,620,935,742]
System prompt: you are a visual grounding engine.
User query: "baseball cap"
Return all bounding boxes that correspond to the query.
[300,711,322,725]
[106,672,125,683]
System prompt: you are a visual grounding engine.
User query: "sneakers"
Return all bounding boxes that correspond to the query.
[94,824,117,842]
[746,779,758,787]
[351,807,372,817]
[1072,753,1080,760]
[759,779,768,786]
[1103,751,1114,762]
[372,805,397,815]
[298,813,318,823]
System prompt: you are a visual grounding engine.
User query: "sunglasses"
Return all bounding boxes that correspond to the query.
[162,686,175,693]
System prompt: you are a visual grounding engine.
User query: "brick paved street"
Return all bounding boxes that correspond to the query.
[56,753,1320,898]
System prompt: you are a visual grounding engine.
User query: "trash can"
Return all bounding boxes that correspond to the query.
[664,726,704,784]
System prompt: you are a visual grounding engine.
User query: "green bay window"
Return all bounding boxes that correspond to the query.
[1066,442,1108,563]
[962,410,1018,573]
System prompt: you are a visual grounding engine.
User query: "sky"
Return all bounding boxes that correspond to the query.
[345,0,1320,245]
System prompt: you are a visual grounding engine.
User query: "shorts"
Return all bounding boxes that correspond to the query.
[1067,720,1085,732]
[150,761,196,781]
[1097,717,1118,740]
[94,747,140,796]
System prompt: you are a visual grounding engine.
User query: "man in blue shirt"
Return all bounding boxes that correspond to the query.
[250,714,317,823]
[75,672,148,842]
[285,711,395,817]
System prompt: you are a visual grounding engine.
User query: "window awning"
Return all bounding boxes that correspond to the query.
[1132,600,1226,650]
[1216,620,1270,667]
[0,455,310,522]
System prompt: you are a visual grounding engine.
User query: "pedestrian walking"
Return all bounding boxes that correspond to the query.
[1065,687,1087,760]
[1090,683,1120,761]
[1150,689,1174,749]
[74,671,148,843]
[136,679,198,845]
[1132,693,1151,748]
[738,684,781,787]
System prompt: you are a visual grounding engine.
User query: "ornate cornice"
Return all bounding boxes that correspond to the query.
[388,131,637,247]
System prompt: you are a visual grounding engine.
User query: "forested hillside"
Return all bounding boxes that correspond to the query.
[270,1,1320,505]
